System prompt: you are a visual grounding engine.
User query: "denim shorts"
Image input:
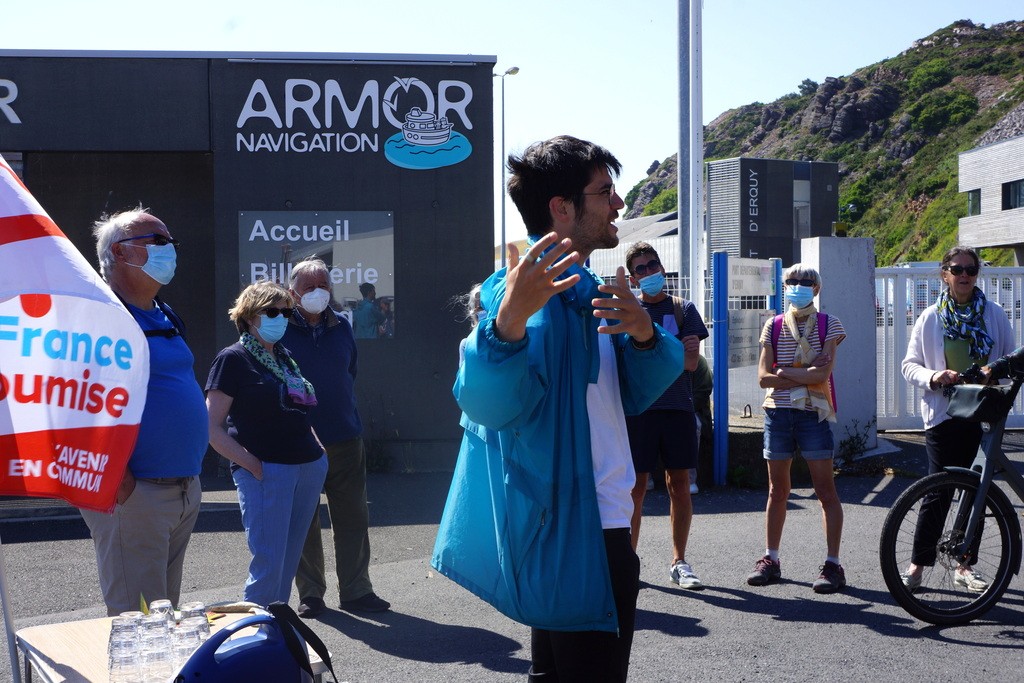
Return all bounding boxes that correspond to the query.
[763,408,834,461]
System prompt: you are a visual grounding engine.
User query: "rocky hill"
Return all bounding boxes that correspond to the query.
[625,19,1024,265]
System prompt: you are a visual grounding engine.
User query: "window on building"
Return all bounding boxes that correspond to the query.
[967,189,981,216]
[1002,179,1024,210]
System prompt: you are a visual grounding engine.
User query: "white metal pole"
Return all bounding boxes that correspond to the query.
[500,74,507,269]
[690,0,705,316]
[495,66,519,270]
[678,1,690,299]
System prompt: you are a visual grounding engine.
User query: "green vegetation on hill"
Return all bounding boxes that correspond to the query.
[629,20,1024,266]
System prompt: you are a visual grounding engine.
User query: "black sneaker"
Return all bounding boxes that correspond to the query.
[340,592,391,613]
[747,555,781,586]
[812,561,846,594]
[297,595,325,619]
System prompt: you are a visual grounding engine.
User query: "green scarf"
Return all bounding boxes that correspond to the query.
[239,332,317,407]
[937,287,993,360]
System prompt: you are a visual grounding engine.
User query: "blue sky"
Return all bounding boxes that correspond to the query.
[2,0,1020,244]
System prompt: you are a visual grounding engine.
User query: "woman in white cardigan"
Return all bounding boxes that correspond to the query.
[900,246,1015,592]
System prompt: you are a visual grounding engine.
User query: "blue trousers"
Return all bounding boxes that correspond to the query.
[234,456,327,605]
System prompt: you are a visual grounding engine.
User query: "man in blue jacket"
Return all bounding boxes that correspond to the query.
[284,259,389,618]
[432,136,684,681]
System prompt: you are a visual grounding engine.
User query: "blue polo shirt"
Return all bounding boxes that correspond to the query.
[126,302,208,477]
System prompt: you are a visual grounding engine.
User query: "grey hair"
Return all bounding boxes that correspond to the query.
[288,257,330,288]
[91,206,152,280]
[464,283,484,328]
[784,263,822,288]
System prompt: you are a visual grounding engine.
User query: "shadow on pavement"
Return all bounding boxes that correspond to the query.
[314,607,530,676]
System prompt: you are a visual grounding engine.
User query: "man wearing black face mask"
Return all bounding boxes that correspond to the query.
[623,241,708,590]
[283,258,390,618]
[81,208,208,615]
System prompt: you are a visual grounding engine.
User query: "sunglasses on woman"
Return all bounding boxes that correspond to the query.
[260,306,294,318]
[944,264,979,277]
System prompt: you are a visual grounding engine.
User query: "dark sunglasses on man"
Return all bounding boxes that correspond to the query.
[633,258,661,277]
[943,264,979,277]
[785,278,816,287]
[116,232,182,250]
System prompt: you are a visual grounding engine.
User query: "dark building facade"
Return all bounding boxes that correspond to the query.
[0,51,496,469]
[707,157,839,265]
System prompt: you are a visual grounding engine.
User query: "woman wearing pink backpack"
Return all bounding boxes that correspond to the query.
[747,264,847,594]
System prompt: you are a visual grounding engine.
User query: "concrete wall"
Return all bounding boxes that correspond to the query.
[801,237,877,454]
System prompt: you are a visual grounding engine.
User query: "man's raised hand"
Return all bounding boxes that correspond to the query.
[495,232,580,342]
[593,266,655,342]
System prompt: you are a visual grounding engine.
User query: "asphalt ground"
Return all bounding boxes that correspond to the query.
[0,431,1022,682]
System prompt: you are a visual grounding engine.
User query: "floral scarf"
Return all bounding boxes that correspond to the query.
[937,286,993,360]
[240,332,317,407]
[782,302,835,423]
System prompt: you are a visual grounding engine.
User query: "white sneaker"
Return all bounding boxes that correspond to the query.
[954,568,988,593]
[689,483,699,495]
[670,561,704,589]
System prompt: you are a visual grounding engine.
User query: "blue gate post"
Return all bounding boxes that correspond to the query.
[712,251,729,486]
[769,258,783,313]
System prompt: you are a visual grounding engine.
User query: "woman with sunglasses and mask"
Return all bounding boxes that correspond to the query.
[900,246,1014,592]
[206,281,328,606]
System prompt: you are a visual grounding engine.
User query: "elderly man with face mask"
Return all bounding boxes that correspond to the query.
[81,208,208,615]
[282,258,390,618]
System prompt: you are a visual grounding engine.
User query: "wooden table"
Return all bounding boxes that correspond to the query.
[15,612,328,682]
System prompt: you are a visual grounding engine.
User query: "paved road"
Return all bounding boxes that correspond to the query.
[1,432,1022,682]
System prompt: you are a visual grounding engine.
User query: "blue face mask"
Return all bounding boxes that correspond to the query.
[256,314,288,343]
[785,284,815,309]
[139,243,177,285]
[638,272,665,296]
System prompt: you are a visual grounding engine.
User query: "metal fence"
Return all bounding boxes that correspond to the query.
[606,264,1024,431]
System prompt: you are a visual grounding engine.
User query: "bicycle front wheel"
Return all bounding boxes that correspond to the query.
[879,471,1021,625]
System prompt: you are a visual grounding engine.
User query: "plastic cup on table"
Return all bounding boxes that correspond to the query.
[179,601,207,620]
[149,598,175,625]
[140,645,173,680]
[108,648,142,683]
[181,615,211,641]
[171,620,203,668]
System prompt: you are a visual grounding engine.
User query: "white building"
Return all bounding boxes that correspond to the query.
[958,134,1024,265]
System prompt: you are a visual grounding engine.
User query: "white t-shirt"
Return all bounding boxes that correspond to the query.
[586,333,636,529]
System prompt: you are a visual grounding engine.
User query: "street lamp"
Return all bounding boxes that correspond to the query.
[494,66,519,268]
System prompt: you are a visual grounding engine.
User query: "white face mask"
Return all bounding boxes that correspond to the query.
[300,287,331,315]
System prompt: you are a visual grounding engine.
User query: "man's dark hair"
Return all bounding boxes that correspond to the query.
[624,241,659,275]
[359,282,375,298]
[506,135,621,236]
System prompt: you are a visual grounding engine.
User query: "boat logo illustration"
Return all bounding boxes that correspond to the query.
[383,82,473,170]
[402,108,454,146]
